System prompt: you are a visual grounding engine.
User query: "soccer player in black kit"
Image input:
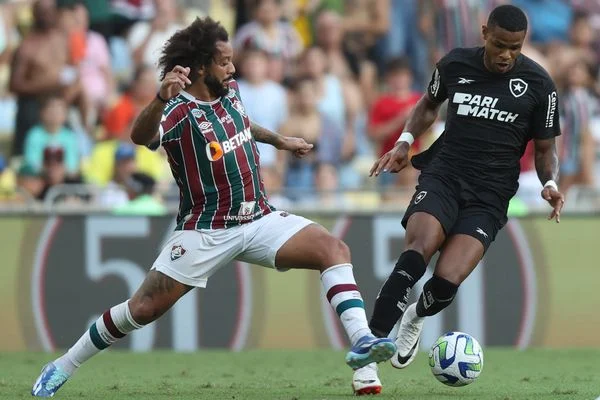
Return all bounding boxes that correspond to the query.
[351,5,566,395]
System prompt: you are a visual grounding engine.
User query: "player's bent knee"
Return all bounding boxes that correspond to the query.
[415,275,459,317]
[323,237,351,266]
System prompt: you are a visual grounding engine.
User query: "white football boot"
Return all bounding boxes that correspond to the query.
[352,363,381,395]
[390,303,424,369]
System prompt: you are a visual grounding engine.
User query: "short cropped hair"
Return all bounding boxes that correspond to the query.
[487,5,528,33]
[158,17,229,81]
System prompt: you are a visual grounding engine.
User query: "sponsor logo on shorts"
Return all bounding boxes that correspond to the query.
[170,244,186,261]
[414,191,427,204]
[280,211,289,217]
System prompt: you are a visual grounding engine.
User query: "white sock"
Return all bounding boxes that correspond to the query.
[54,300,143,375]
[404,302,423,324]
[321,264,371,346]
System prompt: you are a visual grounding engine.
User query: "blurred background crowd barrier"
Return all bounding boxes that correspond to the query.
[0,213,597,351]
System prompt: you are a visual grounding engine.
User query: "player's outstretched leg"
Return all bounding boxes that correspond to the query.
[274,223,396,371]
[31,271,191,397]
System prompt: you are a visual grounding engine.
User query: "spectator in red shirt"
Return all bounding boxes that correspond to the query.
[368,57,421,190]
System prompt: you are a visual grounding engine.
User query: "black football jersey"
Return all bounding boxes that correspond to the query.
[413,47,561,200]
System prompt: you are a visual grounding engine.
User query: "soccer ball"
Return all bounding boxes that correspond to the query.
[428,331,483,387]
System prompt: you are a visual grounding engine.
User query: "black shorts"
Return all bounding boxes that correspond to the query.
[401,173,508,251]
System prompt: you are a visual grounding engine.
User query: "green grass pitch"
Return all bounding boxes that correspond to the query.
[3,349,599,399]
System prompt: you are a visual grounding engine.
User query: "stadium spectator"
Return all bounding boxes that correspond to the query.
[418,0,503,65]
[374,0,428,90]
[127,0,183,80]
[36,145,84,202]
[0,154,16,200]
[511,0,573,45]
[558,57,597,195]
[298,46,361,187]
[84,65,165,186]
[9,0,83,157]
[67,1,113,125]
[237,48,288,194]
[113,172,167,215]
[233,0,303,79]
[96,142,136,208]
[23,95,80,175]
[368,57,421,194]
[101,65,157,140]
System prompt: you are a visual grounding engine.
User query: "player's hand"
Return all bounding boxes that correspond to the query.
[159,66,192,101]
[541,186,565,223]
[370,141,410,177]
[281,137,314,158]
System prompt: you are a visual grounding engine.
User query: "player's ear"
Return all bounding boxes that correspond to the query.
[482,24,489,41]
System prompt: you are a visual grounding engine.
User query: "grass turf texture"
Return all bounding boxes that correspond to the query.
[3,349,599,399]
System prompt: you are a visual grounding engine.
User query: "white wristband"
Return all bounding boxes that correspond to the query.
[543,180,558,191]
[396,132,414,147]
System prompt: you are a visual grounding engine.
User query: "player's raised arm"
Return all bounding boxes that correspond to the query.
[250,120,313,158]
[534,137,565,222]
[130,66,191,146]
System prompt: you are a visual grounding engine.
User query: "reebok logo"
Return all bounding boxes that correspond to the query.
[458,77,474,84]
[476,227,489,239]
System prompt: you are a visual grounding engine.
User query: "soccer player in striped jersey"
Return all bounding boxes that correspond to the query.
[31,17,396,397]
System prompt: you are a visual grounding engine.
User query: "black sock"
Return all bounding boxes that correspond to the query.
[369,250,426,337]
[416,275,459,317]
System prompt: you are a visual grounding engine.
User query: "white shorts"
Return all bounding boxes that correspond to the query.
[151,211,313,287]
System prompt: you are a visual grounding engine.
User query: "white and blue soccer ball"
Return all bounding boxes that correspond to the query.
[428,331,484,387]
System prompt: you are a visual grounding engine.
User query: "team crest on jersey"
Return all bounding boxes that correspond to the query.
[191,108,205,118]
[509,78,528,98]
[227,88,236,98]
[170,244,186,261]
[232,100,247,117]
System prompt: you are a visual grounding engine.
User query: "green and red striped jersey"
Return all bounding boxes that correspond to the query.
[157,80,274,230]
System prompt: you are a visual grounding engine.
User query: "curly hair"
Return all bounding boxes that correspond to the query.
[158,17,229,81]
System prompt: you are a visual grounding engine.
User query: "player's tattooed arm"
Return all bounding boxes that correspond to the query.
[533,137,559,184]
[130,99,167,146]
[249,121,286,149]
[534,137,564,222]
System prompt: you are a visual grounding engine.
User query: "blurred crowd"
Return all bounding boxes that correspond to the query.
[1,0,600,213]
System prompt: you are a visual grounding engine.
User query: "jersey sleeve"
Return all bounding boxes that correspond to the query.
[426,58,449,103]
[530,78,561,140]
[148,101,187,151]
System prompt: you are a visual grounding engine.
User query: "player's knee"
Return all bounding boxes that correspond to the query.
[416,275,459,317]
[128,297,161,325]
[404,239,437,264]
[318,237,350,268]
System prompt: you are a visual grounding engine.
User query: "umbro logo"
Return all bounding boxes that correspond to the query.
[476,227,489,238]
[458,77,474,84]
